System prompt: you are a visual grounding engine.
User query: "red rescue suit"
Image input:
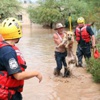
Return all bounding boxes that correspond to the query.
[75,25,91,43]
[0,41,27,100]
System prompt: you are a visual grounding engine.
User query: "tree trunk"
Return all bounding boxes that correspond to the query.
[50,22,53,29]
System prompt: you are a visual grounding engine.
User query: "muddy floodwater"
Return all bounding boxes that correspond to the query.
[17,24,100,100]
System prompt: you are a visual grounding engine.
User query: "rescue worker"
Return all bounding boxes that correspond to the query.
[74,17,96,67]
[0,17,42,100]
[53,23,70,77]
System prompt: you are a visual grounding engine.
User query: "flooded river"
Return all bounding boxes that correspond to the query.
[17,24,100,100]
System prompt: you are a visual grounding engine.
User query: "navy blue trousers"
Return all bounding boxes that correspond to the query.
[76,44,91,64]
[11,92,22,100]
[55,51,67,70]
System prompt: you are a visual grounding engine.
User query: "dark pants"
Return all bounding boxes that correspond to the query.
[11,92,22,100]
[55,51,67,70]
[76,44,91,64]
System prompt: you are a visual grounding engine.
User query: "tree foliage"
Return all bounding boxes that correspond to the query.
[0,0,22,20]
[83,0,100,28]
[86,57,100,83]
[27,0,100,28]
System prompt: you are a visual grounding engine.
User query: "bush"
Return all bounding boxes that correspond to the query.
[86,57,100,83]
[85,27,100,83]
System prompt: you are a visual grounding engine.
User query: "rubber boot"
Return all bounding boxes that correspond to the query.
[63,67,70,77]
[77,62,83,67]
[53,68,60,76]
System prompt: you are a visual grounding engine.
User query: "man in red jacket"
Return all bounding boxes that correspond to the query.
[74,17,96,67]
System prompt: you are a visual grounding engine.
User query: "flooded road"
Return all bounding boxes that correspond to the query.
[17,24,100,100]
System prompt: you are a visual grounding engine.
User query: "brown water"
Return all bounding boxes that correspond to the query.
[17,24,100,100]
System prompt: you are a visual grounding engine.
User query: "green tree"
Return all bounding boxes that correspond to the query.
[27,0,99,28]
[0,0,22,20]
[83,0,100,28]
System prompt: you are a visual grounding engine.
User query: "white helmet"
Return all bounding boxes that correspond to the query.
[55,23,64,30]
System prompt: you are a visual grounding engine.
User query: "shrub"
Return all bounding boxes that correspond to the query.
[86,57,100,83]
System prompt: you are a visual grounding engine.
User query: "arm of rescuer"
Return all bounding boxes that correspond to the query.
[13,71,42,83]
[86,26,96,48]
[91,35,95,48]
[2,46,42,83]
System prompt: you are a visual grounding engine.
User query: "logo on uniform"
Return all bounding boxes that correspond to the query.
[9,58,18,69]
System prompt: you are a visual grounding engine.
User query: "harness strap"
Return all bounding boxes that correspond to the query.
[0,85,8,89]
[8,90,11,100]
[0,85,14,100]
[56,32,63,41]
[0,84,23,91]
[8,85,23,91]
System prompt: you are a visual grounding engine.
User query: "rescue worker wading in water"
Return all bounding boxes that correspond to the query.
[0,18,42,100]
[74,17,96,67]
[53,23,70,77]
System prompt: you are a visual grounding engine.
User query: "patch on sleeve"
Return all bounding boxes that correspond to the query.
[9,58,18,69]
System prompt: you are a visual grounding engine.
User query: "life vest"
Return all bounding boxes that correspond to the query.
[0,41,27,100]
[75,25,91,43]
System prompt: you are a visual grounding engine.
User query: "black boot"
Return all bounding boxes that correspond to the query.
[53,68,60,76]
[77,62,83,67]
[63,67,70,77]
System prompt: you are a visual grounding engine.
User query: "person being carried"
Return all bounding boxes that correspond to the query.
[0,17,42,100]
[53,23,70,77]
[74,17,96,67]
